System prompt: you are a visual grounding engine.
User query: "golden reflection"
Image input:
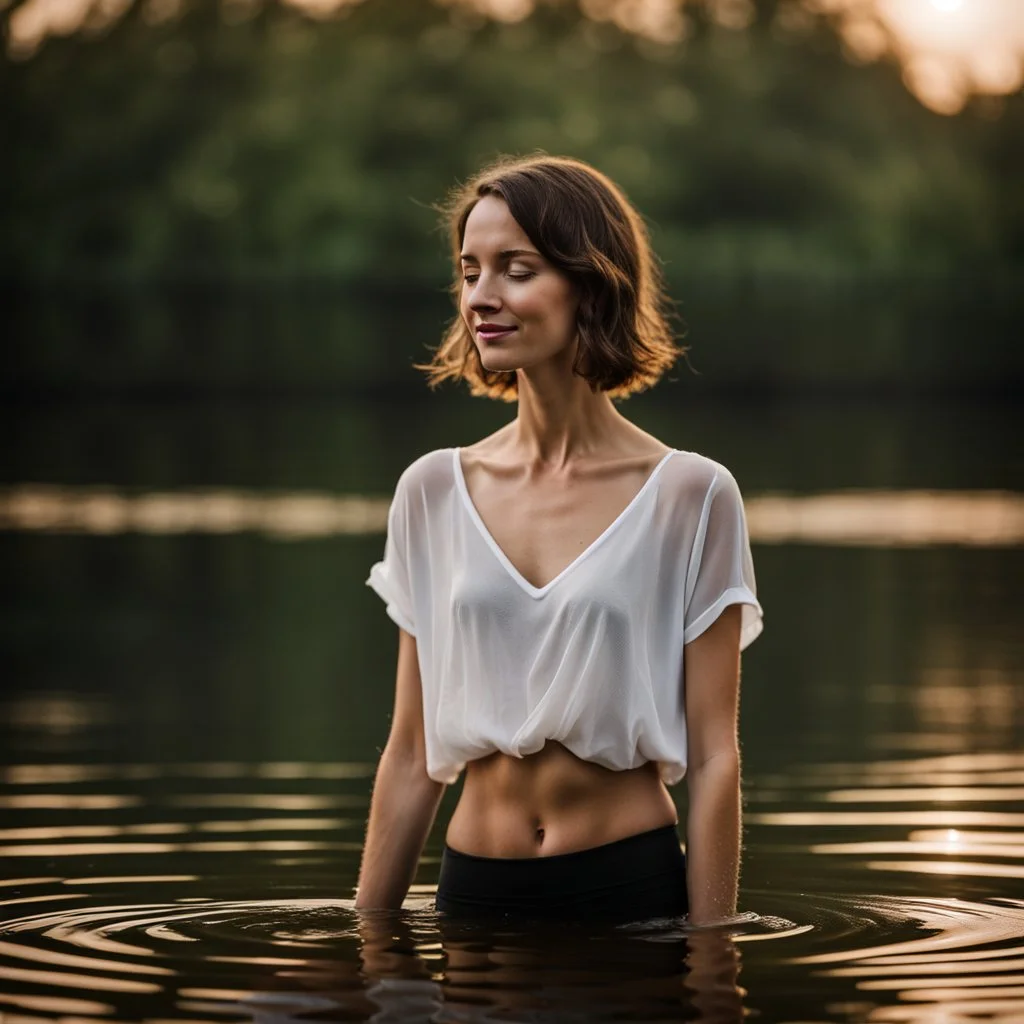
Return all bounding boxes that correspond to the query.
[183,840,341,851]
[0,843,176,857]
[767,770,1024,787]
[880,1003,1024,1021]
[0,486,387,538]
[746,490,1024,547]
[793,896,1024,965]
[910,829,1024,844]
[0,761,371,783]
[195,817,349,832]
[751,747,1024,888]
[0,993,115,1015]
[0,963,162,992]
[1,485,1021,546]
[254,762,373,779]
[0,894,88,908]
[829,956,1024,976]
[0,825,186,841]
[811,839,1022,857]
[170,794,359,809]
[749,811,1024,825]
[142,923,194,941]
[802,752,1024,775]
[2,765,114,784]
[0,938,171,976]
[866,859,1024,877]
[176,988,256,999]
[207,954,310,965]
[0,840,343,856]
[4,696,111,735]
[66,875,198,884]
[0,795,139,809]
[857,945,1024,964]
[44,920,169,959]
[863,977,1024,991]
[824,786,1024,802]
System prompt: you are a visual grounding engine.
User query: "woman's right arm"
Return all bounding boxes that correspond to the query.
[354,626,447,910]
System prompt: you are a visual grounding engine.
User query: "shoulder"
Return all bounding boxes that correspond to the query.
[661,450,740,503]
[392,447,457,502]
[656,452,749,538]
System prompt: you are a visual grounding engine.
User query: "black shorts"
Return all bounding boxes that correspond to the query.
[434,822,688,925]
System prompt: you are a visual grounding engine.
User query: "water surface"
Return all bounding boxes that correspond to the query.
[1,395,1021,1021]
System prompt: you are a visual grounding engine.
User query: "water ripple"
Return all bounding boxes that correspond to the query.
[0,753,1022,1022]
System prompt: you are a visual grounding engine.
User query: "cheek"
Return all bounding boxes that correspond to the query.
[520,282,578,327]
[550,283,579,329]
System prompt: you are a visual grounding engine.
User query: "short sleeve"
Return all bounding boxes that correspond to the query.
[683,467,763,651]
[365,477,417,637]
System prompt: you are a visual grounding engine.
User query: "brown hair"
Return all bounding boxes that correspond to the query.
[415,154,685,402]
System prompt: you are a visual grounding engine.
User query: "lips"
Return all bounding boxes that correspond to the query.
[476,323,517,341]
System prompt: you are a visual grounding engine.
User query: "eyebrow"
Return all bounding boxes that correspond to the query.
[460,248,541,262]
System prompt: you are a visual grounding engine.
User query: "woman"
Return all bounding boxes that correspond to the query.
[354,155,763,927]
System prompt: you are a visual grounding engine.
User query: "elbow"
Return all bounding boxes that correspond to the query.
[689,747,741,776]
[380,738,443,791]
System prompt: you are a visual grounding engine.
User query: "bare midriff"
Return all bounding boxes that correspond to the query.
[444,739,679,858]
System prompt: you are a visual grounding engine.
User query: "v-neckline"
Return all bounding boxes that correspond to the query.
[452,446,679,599]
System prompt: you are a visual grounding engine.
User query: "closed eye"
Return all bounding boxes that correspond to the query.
[462,270,535,284]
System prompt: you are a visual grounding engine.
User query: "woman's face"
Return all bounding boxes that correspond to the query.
[459,194,579,377]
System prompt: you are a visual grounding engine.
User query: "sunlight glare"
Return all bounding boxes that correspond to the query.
[6,0,1023,116]
[863,0,1024,112]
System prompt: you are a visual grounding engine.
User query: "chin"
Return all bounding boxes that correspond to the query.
[480,360,521,373]
[477,352,523,374]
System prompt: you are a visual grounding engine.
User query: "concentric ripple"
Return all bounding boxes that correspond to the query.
[2,885,1023,1021]
[1,755,1023,1022]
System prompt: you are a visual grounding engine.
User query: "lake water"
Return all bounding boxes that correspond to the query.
[1,394,1021,1022]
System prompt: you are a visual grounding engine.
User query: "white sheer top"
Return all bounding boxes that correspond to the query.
[366,447,763,786]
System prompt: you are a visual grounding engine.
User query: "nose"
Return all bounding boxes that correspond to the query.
[466,272,501,314]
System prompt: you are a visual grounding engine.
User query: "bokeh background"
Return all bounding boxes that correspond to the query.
[3,0,1024,394]
[0,3,1022,1020]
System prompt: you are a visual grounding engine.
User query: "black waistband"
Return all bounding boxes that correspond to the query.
[440,823,683,888]
[444,822,680,863]
[436,823,687,920]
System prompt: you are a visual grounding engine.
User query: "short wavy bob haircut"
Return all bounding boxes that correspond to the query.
[416,154,686,402]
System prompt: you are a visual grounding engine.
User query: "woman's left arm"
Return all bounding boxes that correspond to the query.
[683,603,744,926]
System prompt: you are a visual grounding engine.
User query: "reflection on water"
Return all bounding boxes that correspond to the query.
[0,752,1019,1020]
[0,486,389,538]
[746,752,1024,886]
[3,484,1022,546]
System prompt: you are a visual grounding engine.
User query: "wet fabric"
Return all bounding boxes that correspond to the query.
[434,823,689,925]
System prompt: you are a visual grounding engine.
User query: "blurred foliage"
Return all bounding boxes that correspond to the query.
[4,279,1021,393]
[2,0,1022,286]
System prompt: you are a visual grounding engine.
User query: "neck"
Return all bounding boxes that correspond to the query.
[511,365,623,468]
